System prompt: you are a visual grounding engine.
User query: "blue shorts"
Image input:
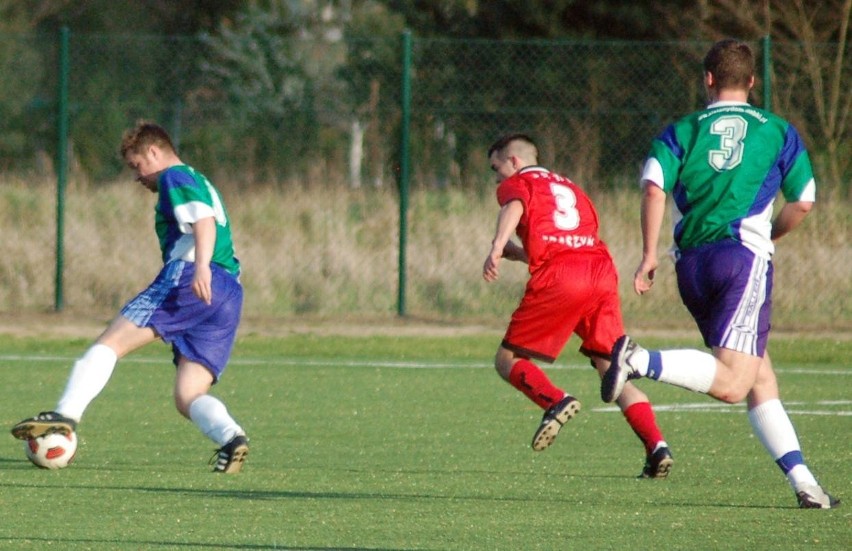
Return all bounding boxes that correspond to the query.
[121,260,243,381]
[675,240,772,357]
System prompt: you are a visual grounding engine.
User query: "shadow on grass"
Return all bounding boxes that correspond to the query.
[0,453,638,480]
[0,479,791,510]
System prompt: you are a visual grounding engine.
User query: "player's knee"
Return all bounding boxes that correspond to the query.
[493,349,513,381]
[174,400,191,419]
[714,383,750,404]
[494,360,511,381]
[173,392,195,419]
[711,353,762,404]
[716,392,744,404]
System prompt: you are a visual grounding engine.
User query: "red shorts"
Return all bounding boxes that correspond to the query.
[502,252,624,363]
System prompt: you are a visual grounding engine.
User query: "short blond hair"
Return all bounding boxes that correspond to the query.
[119,120,176,160]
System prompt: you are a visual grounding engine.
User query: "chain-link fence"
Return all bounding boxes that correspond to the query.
[0,31,849,330]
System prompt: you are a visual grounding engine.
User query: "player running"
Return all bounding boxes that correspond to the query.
[601,39,839,508]
[484,133,673,478]
[12,121,249,473]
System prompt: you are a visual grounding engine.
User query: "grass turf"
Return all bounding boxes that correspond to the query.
[0,333,849,550]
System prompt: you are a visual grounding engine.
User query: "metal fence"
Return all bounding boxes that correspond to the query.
[0,31,848,330]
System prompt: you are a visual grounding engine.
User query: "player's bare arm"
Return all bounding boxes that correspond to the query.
[191,216,217,305]
[770,200,813,242]
[483,200,523,282]
[634,181,666,295]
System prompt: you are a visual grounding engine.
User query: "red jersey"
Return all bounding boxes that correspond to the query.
[496,166,609,273]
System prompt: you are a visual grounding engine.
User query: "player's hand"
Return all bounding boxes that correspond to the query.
[192,264,213,305]
[633,257,658,295]
[483,250,502,282]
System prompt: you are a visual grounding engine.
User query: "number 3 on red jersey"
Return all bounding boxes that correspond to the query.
[550,183,580,230]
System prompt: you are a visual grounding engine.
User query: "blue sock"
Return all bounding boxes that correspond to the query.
[776,450,805,474]
[647,351,663,380]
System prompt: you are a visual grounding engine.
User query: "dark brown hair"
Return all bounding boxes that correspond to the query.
[487,133,538,159]
[703,39,755,90]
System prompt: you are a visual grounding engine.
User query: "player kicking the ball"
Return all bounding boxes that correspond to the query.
[12,121,248,473]
[484,134,673,478]
[601,39,838,508]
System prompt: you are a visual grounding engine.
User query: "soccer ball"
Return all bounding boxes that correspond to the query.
[23,431,78,469]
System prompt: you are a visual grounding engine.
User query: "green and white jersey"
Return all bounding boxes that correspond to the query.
[641,101,816,259]
[155,165,240,275]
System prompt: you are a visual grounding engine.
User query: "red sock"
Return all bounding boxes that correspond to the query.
[508,359,565,410]
[623,401,665,454]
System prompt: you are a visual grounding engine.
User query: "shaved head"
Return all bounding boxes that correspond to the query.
[487,134,539,165]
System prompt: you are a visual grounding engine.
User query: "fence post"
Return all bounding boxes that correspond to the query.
[762,35,772,112]
[54,26,70,312]
[397,30,412,317]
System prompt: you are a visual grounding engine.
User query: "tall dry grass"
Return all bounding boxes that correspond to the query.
[1,176,848,331]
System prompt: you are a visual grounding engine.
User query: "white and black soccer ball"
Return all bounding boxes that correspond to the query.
[23,431,78,469]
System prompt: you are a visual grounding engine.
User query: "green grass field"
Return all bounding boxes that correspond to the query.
[0,332,849,550]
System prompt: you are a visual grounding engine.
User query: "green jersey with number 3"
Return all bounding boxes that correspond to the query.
[641,101,816,259]
[156,165,240,275]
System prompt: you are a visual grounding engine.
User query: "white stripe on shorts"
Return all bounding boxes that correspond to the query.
[720,254,768,355]
[121,261,186,326]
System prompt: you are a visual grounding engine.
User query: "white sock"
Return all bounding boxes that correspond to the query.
[651,349,716,393]
[189,395,244,446]
[748,399,818,490]
[55,344,118,422]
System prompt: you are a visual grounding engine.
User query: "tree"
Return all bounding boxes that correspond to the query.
[29,0,241,34]
[199,1,407,186]
[381,0,713,40]
[0,1,49,171]
[200,1,318,181]
[656,0,851,196]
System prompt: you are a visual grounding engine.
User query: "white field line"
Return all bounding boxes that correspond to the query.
[592,401,852,416]
[0,354,850,374]
[1,355,848,417]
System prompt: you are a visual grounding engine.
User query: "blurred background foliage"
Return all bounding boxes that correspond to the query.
[0,1,848,324]
[0,0,847,196]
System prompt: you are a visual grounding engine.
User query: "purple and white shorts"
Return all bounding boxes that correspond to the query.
[675,240,773,357]
[121,260,243,381]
